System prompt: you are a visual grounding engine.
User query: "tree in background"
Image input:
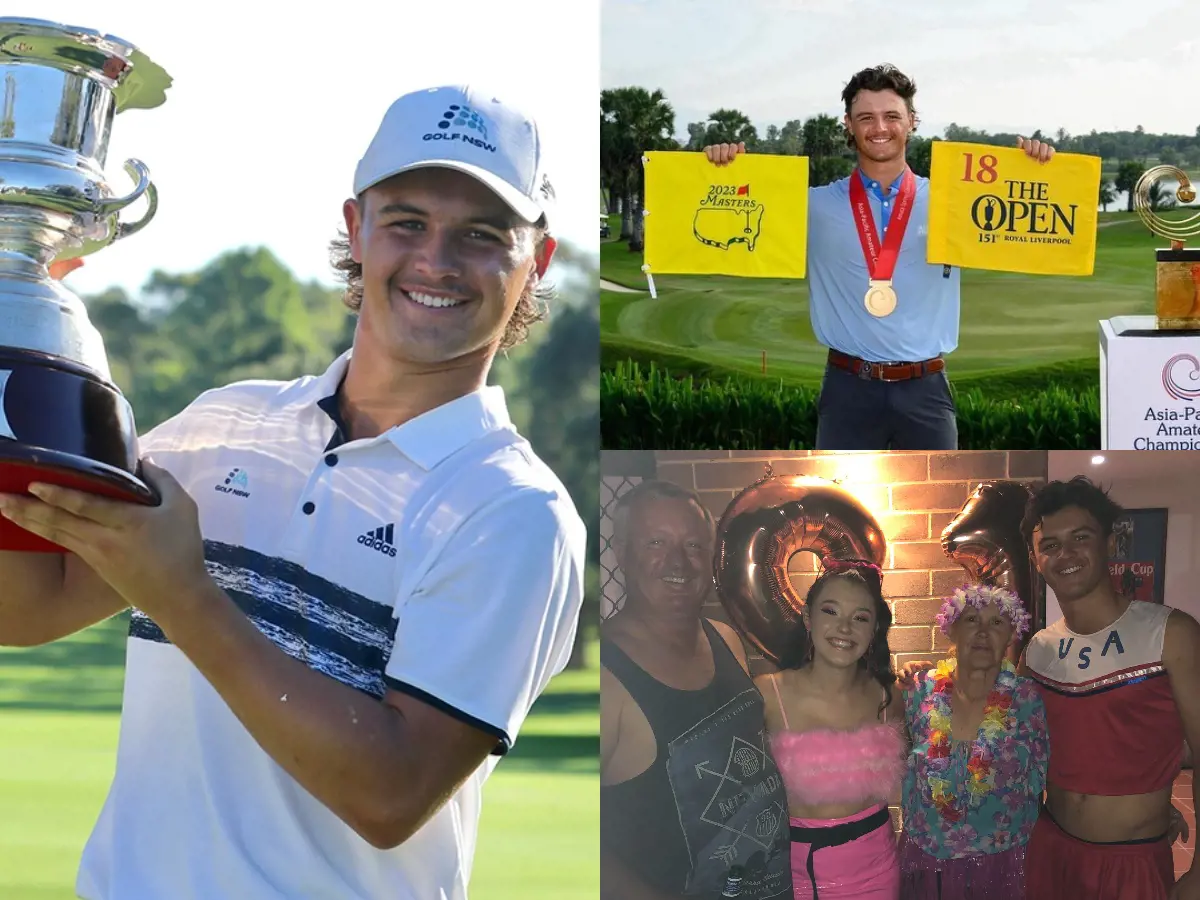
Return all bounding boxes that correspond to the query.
[906,135,934,178]
[1099,180,1116,212]
[84,240,598,667]
[1147,179,1177,212]
[1115,160,1148,212]
[600,87,676,252]
[600,85,1200,240]
[702,108,758,148]
[802,114,853,186]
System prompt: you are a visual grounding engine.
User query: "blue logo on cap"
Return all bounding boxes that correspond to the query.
[438,104,489,140]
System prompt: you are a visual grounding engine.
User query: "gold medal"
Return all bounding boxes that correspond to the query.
[864,279,897,317]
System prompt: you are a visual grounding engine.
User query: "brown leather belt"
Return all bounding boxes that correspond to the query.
[828,349,945,382]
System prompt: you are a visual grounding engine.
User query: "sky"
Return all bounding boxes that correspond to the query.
[21,1,599,298]
[603,0,1200,143]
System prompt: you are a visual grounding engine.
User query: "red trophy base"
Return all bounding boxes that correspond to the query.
[0,348,158,553]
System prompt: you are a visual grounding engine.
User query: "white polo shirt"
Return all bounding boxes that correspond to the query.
[75,351,587,900]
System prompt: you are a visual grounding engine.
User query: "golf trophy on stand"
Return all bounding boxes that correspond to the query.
[1134,165,1200,330]
[0,17,171,552]
[1100,166,1200,448]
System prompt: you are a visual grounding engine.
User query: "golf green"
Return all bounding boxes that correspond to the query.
[601,211,1189,386]
[0,616,598,900]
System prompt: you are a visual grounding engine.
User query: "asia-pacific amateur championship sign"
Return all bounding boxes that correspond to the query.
[642,151,809,278]
[926,141,1101,276]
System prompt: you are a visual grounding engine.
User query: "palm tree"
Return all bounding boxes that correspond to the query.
[803,113,842,158]
[703,108,757,148]
[1148,180,1177,212]
[1114,161,1147,213]
[1098,180,1115,212]
[599,103,633,239]
[803,114,853,186]
[600,87,676,252]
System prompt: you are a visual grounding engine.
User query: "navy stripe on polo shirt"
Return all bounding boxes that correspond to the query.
[130,541,396,699]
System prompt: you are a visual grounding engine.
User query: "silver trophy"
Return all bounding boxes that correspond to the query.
[0,17,170,552]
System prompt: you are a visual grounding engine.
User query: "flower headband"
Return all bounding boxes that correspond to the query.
[820,557,883,580]
[935,583,1032,642]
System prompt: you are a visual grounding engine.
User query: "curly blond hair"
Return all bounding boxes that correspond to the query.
[328,207,554,351]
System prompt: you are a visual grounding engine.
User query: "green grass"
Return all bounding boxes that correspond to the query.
[0,614,598,900]
[601,210,1192,388]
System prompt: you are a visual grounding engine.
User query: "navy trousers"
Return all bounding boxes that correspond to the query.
[814,363,958,450]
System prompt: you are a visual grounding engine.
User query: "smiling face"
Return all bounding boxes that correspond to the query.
[1032,505,1115,605]
[804,575,878,668]
[617,494,714,618]
[949,602,1015,672]
[844,88,913,167]
[343,167,552,370]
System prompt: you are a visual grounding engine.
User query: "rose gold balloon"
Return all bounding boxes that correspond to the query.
[940,481,1044,653]
[713,470,887,666]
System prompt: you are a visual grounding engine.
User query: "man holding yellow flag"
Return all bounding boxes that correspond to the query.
[705,64,1055,451]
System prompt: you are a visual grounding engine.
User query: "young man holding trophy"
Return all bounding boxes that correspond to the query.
[0,55,584,900]
[704,64,1055,452]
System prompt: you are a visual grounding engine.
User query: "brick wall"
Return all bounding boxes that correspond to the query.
[653,450,1048,675]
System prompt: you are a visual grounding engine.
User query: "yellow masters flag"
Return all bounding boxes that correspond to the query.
[927,141,1101,276]
[642,151,809,278]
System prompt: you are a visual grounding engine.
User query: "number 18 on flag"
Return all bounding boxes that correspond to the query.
[926,141,1101,276]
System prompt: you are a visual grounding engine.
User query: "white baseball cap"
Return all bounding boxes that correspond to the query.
[353,85,553,227]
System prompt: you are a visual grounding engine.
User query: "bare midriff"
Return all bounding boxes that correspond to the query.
[1046,785,1173,842]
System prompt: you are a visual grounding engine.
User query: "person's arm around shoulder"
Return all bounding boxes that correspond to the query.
[1161,609,1200,899]
[896,658,934,691]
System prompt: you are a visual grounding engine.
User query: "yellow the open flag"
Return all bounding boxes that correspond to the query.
[643,151,809,278]
[927,141,1101,276]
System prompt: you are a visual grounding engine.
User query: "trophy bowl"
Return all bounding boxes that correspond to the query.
[1134,165,1200,330]
[0,17,171,552]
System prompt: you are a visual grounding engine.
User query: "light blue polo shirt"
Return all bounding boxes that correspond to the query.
[807,169,960,363]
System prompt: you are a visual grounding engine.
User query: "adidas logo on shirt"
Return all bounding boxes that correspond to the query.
[357,523,397,557]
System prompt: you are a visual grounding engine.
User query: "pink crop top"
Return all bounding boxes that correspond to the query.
[768,674,905,807]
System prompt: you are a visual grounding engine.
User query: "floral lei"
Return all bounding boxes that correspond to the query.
[921,657,1017,823]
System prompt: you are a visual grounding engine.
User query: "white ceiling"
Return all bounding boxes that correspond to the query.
[1050,451,1200,483]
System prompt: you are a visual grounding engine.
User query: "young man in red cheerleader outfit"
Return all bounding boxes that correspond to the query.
[1020,476,1200,900]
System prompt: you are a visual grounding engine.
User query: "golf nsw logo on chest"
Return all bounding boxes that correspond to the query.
[214,467,249,498]
[424,102,497,153]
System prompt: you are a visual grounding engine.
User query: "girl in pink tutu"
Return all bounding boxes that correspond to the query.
[755,558,906,900]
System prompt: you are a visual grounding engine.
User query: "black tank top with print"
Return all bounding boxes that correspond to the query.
[601,619,792,898]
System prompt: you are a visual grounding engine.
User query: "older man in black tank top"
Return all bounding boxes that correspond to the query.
[601,481,792,899]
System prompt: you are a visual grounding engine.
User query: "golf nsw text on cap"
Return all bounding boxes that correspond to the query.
[354,85,553,228]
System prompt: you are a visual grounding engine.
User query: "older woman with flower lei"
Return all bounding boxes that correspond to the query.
[897,584,1047,899]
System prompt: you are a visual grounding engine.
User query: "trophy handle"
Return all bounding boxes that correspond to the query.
[98,159,159,242]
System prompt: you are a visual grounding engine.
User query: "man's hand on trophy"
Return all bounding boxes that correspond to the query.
[1017,136,1055,164]
[48,258,84,280]
[0,460,211,626]
[704,142,747,167]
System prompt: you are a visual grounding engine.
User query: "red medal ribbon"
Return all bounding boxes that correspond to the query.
[849,167,916,282]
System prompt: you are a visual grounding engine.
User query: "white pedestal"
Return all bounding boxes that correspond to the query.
[1100,316,1200,449]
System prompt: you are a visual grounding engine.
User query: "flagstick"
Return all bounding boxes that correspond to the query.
[641,264,657,299]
